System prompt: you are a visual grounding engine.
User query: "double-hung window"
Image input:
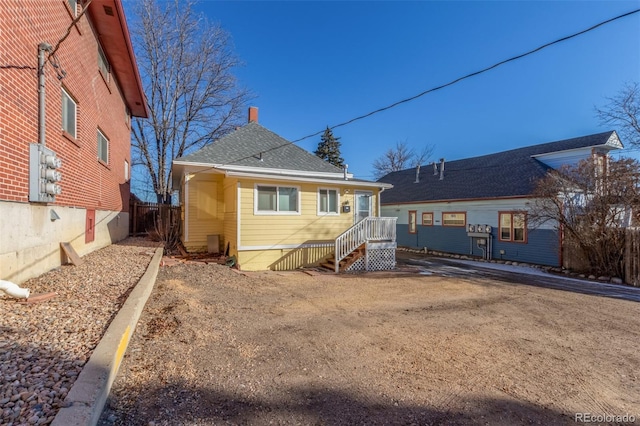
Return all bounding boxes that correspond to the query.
[97,129,109,164]
[67,0,77,16]
[256,185,299,214]
[98,45,110,83]
[499,212,526,242]
[408,211,417,234]
[318,188,338,215]
[61,88,76,138]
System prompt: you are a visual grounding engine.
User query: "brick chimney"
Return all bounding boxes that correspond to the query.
[248,106,258,123]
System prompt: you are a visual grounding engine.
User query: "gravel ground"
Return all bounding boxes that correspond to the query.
[101,259,640,425]
[0,237,160,426]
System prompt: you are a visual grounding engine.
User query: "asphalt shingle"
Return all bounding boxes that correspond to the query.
[379,131,619,204]
[176,122,345,174]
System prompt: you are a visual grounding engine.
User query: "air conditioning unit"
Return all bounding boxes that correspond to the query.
[467,224,475,233]
[485,225,493,233]
[476,224,485,233]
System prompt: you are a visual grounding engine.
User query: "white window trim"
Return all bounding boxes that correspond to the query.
[62,88,77,138]
[317,187,340,216]
[97,129,109,164]
[354,190,374,223]
[254,184,301,215]
[67,0,77,16]
[98,45,110,82]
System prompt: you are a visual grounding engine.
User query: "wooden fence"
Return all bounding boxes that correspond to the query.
[625,228,640,287]
[130,201,181,237]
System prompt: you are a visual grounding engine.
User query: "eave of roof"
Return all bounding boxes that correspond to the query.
[224,170,393,188]
[87,0,148,117]
[378,131,620,205]
[171,162,392,189]
[172,160,353,180]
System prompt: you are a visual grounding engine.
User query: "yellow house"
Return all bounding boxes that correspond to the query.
[171,108,396,271]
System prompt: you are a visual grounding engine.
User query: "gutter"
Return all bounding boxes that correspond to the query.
[224,170,393,189]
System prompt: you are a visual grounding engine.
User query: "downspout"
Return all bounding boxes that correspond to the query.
[183,174,190,242]
[38,43,53,147]
[0,280,30,299]
[558,202,564,268]
[377,187,387,217]
[559,222,564,268]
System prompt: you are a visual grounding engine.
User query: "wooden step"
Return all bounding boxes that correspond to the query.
[322,243,367,272]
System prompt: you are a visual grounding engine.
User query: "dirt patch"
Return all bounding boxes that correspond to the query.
[101,260,640,425]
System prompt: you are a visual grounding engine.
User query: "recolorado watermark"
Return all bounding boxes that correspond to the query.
[575,413,636,423]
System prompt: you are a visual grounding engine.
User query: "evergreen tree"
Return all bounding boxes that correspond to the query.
[315,127,345,168]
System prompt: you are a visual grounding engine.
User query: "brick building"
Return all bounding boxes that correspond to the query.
[0,0,147,283]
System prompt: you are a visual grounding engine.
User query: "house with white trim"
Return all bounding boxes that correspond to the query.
[172,107,396,271]
[379,131,623,267]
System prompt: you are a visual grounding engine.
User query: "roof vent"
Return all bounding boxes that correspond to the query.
[439,158,445,180]
[433,161,438,175]
[414,165,420,183]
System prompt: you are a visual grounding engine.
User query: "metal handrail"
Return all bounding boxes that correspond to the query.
[334,217,397,272]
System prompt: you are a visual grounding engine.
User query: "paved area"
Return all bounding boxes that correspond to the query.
[398,253,640,303]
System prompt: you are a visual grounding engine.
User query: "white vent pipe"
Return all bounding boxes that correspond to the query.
[0,280,30,299]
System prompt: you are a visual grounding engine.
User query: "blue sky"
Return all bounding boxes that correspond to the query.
[136,1,640,180]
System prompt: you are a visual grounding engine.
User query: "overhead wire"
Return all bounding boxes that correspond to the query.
[291,8,640,144]
[0,65,37,71]
[173,8,640,178]
[0,3,94,76]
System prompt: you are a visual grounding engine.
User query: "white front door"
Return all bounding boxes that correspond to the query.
[354,191,372,223]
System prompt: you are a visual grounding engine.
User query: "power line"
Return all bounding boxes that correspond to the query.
[0,65,37,71]
[184,8,640,176]
[48,0,94,60]
[291,8,640,144]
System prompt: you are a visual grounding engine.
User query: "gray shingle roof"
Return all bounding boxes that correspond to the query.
[379,131,619,204]
[175,122,344,174]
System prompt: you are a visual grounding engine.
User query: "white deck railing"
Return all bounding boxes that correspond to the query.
[334,217,397,272]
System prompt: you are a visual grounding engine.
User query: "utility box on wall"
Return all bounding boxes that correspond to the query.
[207,234,220,254]
[342,205,351,213]
[29,143,62,203]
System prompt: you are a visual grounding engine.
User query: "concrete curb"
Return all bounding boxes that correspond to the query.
[52,247,164,426]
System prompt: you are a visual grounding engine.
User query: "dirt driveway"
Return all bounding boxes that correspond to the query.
[100,256,640,425]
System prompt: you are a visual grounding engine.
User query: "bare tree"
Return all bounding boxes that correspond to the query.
[595,82,640,149]
[372,141,434,179]
[131,0,251,204]
[528,157,640,277]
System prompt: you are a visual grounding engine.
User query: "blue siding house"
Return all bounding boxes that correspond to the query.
[379,131,623,267]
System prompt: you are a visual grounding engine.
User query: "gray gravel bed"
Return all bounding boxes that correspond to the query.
[0,238,160,426]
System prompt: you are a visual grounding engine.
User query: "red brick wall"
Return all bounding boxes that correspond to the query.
[0,0,132,212]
